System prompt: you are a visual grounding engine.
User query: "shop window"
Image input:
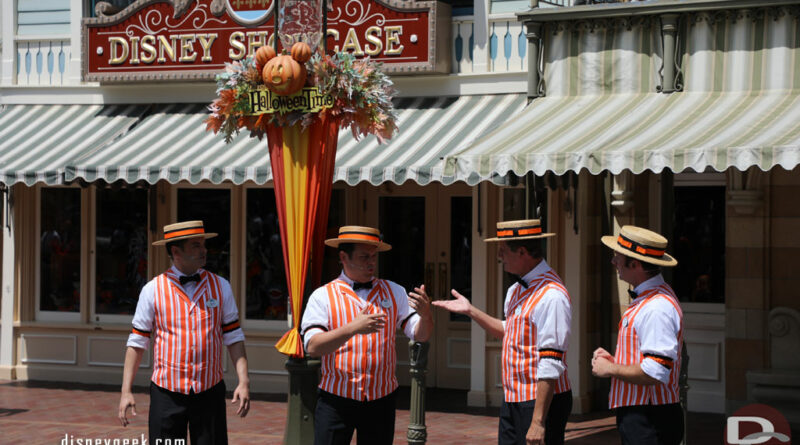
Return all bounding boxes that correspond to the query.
[177,188,231,279]
[94,188,148,316]
[671,184,726,304]
[39,188,82,315]
[449,196,473,322]
[244,188,345,323]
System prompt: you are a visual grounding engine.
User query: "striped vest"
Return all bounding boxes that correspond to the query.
[609,285,683,408]
[502,270,571,403]
[150,270,226,394]
[319,279,401,401]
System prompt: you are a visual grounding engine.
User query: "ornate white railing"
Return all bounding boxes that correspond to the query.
[452,16,528,74]
[15,37,72,86]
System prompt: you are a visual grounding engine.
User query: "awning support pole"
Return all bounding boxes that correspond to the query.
[1,185,16,379]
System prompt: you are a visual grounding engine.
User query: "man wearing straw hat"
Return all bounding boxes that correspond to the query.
[433,219,573,445]
[301,225,434,445]
[118,220,251,445]
[592,225,683,445]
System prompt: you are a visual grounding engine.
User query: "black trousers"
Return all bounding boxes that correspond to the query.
[314,389,397,445]
[149,380,228,445]
[616,403,684,445]
[498,390,573,445]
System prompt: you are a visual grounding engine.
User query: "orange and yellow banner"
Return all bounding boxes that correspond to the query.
[268,115,339,357]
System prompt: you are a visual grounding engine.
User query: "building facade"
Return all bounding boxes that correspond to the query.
[1,0,799,425]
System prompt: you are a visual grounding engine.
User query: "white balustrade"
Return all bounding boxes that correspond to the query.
[14,37,71,86]
[452,16,528,74]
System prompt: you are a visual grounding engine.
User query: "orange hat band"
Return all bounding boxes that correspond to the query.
[337,231,381,243]
[164,227,205,240]
[617,235,665,258]
[497,226,542,238]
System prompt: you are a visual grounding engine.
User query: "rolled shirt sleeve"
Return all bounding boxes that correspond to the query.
[301,287,331,350]
[531,288,572,380]
[219,277,245,346]
[127,280,156,350]
[635,297,681,384]
[387,281,422,340]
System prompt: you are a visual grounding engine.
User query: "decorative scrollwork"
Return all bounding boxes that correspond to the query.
[125,2,226,36]
[329,0,386,27]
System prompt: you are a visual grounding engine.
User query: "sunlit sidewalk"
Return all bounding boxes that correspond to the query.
[0,380,724,444]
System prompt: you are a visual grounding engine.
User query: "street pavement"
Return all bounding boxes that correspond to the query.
[0,380,725,444]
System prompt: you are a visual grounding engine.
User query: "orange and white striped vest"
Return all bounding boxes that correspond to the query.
[502,270,571,403]
[319,279,403,401]
[609,285,683,408]
[149,270,228,394]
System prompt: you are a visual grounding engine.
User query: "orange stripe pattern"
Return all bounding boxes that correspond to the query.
[151,270,224,394]
[164,227,205,240]
[497,226,542,238]
[502,270,571,403]
[336,232,381,242]
[616,235,665,258]
[609,285,683,408]
[131,328,151,338]
[319,279,399,401]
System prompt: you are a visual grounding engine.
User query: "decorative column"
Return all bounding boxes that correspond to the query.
[679,343,690,445]
[659,14,680,93]
[284,357,321,445]
[0,186,16,379]
[525,21,543,101]
[407,341,430,445]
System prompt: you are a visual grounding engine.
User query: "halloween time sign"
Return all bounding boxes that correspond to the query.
[82,0,451,82]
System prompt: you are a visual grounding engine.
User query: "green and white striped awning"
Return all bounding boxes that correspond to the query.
[65,94,525,185]
[444,89,800,184]
[0,104,147,185]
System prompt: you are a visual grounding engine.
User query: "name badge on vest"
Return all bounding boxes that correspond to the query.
[206,298,219,308]
[380,298,392,308]
[515,306,522,316]
[622,317,628,328]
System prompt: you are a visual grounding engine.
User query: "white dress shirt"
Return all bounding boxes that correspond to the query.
[631,274,682,383]
[502,260,572,381]
[127,266,245,349]
[301,271,421,349]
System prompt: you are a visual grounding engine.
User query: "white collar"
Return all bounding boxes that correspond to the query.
[337,271,375,287]
[632,274,666,301]
[520,259,551,285]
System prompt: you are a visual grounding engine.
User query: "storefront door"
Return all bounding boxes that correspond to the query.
[366,182,472,389]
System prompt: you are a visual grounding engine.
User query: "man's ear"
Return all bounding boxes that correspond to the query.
[338,250,348,264]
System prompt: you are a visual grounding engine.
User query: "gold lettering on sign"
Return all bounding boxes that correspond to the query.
[384,26,403,55]
[198,34,218,62]
[141,35,157,63]
[229,32,246,59]
[364,26,382,56]
[340,28,365,55]
[157,35,178,63]
[108,37,129,64]
[130,36,141,64]
[179,34,197,62]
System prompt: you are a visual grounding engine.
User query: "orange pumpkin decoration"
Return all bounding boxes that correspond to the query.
[262,54,307,95]
[255,45,277,72]
[290,42,312,63]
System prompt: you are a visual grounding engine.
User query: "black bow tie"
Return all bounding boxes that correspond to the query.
[352,281,373,291]
[628,289,638,300]
[180,273,201,285]
[514,275,528,289]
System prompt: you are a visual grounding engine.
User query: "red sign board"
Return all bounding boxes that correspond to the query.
[82,0,450,82]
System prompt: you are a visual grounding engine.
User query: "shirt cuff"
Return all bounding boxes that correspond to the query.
[537,358,566,380]
[641,357,671,383]
[126,333,149,350]
[223,329,246,346]
[303,328,325,350]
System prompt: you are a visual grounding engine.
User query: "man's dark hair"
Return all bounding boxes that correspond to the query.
[337,242,357,257]
[165,239,188,259]
[625,256,661,277]
[505,239,544,259]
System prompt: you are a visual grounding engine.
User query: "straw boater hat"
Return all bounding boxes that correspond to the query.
[152,220,217,246]
[601,225,677,267]
[484,219,555,242]
[324,225,392,252]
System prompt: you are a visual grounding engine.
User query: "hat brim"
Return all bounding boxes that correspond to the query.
[601,235,677,267]
[324,238,392,252]
[153,233,217,246]
[484,232,556,242]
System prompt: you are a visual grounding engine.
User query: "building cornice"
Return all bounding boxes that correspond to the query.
[518,0,800,22]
